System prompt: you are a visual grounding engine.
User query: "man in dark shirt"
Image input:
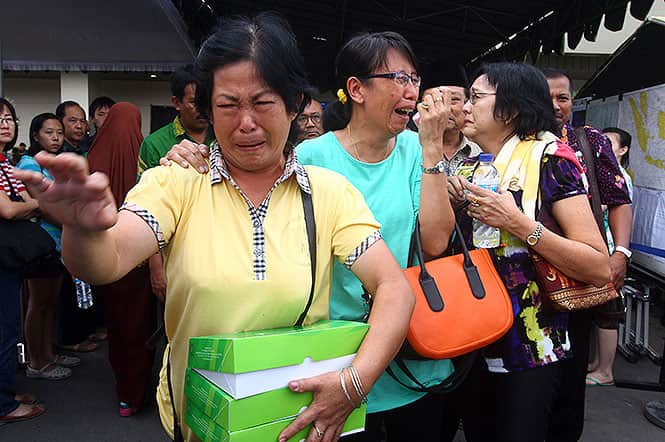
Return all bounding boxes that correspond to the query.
[543,67,632,442]
[56,101,88,156]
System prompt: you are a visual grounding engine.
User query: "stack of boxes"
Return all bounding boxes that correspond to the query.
[185,320,370,441]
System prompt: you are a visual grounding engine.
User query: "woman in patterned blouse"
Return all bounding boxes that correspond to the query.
[447,62,611,442]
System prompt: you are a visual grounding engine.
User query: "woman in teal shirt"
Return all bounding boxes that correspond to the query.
[296,32,456,441]
[16,113,79,380]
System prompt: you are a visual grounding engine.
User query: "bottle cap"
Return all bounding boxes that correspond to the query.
[479,153,494,163]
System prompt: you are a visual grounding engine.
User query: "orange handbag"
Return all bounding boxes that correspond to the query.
[402,221,513,359]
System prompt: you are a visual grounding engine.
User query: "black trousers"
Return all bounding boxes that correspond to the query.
[444,357,565,442]
[342,392,452,442]
[546,309,593,442]
[58,275,96,346]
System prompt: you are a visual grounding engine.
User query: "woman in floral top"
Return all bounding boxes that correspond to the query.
[444,63,610,442]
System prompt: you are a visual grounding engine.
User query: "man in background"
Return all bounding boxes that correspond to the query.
[543,67,632,442]
[56,101,88,156]
[81,96,116,149]
[137,65,212,176]
[138,65,213,302]
[294,98,324,144]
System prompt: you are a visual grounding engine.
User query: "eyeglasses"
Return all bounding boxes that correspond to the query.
[296,114,322,125]
[0,117,17,125]
[466,90,496,105]
[362,71,421,89]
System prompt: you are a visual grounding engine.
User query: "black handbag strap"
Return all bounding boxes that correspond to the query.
[295,188,317,326]
[386,351,478,394]
[574,127,608,244]
[409,219,486,308]
[166,186,317,440]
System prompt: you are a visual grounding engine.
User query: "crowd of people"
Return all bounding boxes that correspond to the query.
[1,11,635,442]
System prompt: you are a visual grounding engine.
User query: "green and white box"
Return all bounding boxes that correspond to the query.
[187,400,366,442]
[188,320,370,399]
[186,368,315,431]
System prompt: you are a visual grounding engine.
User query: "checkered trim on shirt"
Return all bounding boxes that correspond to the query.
[209,142,312,280]
[119,202,166,250]
[344,230,383,268]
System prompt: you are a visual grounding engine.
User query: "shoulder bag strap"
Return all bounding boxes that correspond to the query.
[295,187,317,326]
[166,346,185,442]
[386,351,478,394]
[574,127,608,244]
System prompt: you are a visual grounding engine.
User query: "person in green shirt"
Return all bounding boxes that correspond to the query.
[137,64,213,177]
[138,65,214,303]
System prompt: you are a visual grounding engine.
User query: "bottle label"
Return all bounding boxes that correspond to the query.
[477,183,498,193]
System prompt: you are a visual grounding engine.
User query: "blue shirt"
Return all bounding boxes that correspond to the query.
[15,155,62,251]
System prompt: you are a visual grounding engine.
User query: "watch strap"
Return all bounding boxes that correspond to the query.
[614,245,632,259]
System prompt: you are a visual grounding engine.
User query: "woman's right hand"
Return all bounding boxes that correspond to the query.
[12,152,118,232]
[159,140,210,173]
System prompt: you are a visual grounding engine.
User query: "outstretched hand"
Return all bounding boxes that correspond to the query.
[278,371,355,442]
[12,152,118,232]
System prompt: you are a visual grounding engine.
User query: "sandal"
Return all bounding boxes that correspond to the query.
[53,354,81,367]
[89,329,108,342]
[14,393,38,405]
[0,404,46,425]
[58,339,98,353]
[119,401,139,417]
[26,363,72,380]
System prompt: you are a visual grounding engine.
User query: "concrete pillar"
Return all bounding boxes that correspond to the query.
[60,72,89,116]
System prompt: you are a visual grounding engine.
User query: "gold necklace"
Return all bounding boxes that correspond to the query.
[346,126,391,163]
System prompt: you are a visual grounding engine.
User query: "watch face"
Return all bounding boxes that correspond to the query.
[527,236,537,246]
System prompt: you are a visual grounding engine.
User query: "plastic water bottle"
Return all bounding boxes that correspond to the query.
[75,278,94,310]
[472,153,501,248]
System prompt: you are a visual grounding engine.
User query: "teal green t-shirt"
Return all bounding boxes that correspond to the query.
[16,155,62,251]
[297,130,454,413]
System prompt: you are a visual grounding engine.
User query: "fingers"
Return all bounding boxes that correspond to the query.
[278,406,317,442]
[324,423,344,442]
[35,152,89,184]
[447,176,466,199]
[165,141,209,173]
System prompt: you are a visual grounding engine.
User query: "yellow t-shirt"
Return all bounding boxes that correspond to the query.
[123,154,380,440]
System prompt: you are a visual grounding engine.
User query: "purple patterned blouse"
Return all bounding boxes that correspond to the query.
[560,123,631,207]
[456,153,586,372]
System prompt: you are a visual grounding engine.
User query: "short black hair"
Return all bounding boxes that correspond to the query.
[470,62,558,140]
[89,96,116,120]
[28,113,63,156]
[170,64,199,101]
[0,97,19,151]
[325,31,418,131]
[541,67,574,93]
[55,100,85,120]
[603,126,631,167]
[194,12,312,128]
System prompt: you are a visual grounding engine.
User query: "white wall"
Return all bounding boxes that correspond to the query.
[3,73,172,144]
[3,77,61,146]
[89,77,172,136]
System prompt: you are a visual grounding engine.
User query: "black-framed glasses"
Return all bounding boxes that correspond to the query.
[0,117,17,125]
[362,70,421,89]
[296,114,322,125]
[467,90,496,105]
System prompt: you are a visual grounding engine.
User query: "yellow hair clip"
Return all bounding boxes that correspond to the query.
[336,88,348,104]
